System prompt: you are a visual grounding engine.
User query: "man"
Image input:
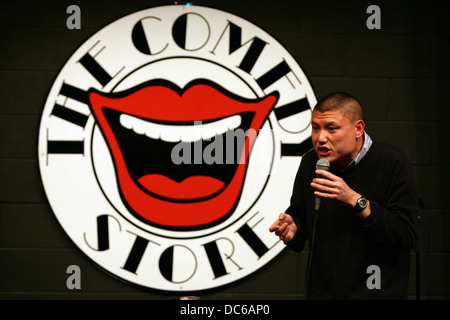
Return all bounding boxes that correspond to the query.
[269,92,418,299]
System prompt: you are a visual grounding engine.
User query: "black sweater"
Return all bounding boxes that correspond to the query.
[286,141,418,299]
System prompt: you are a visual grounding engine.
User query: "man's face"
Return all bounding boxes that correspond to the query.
[311,109,363,168]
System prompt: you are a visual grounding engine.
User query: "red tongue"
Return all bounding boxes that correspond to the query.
[138,174,225,199]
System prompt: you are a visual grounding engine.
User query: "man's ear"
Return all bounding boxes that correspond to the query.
[355,120,365,139]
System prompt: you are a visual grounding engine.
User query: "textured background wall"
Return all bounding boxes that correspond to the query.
[0,0,448,300]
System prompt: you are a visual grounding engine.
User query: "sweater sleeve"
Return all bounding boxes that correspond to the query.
[358,150,418,251]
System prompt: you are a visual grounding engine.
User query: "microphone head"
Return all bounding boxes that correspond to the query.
[316,159,330,171]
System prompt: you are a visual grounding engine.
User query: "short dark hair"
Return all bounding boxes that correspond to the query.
[313,92,363,122]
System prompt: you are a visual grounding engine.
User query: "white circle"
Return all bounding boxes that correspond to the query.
[38,5,316,293]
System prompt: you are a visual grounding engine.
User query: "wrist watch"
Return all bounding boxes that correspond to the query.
[354,196,368,212]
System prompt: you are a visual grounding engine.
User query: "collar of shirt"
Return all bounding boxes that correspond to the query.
[349,131,372,167]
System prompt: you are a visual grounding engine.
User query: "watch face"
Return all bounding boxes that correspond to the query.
[358,197,368,208]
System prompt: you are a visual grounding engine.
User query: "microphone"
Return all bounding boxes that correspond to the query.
[314,159,330,213]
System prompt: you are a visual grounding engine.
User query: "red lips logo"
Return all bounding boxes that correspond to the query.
[89,80,278,230]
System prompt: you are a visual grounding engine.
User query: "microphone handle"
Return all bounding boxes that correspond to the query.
[314,172,324,213]
[314,195,320,213]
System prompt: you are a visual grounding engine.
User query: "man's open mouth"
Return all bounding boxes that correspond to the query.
[88,80,278,230]
[317,146,331,157]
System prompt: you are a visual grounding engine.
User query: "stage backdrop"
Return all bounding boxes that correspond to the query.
[0,0,448,299]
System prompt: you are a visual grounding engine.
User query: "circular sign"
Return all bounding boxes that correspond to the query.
[38,4,316,293]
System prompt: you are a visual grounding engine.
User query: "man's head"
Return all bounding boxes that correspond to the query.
[311,92,365,168]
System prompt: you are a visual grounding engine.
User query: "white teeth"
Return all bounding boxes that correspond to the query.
[119,114,242,143]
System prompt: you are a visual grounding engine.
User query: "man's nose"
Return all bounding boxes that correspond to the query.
[317,130,328,143]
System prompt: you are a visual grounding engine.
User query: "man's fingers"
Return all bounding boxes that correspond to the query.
[269,220,282,232]
[268,222,277,233]
[316,169,334,179]
[269,213,296,244]
[312,177,335,188]
[284,233,292,243]
[311,182,336,194]
[311,178,340,198]
[281,224,290,238]
[269,213,288,232]
[275,222,287,236]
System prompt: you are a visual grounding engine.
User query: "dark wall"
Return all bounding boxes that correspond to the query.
[0,0,448,300]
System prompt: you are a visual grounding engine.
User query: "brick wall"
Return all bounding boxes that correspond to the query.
[0,0,448,299]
